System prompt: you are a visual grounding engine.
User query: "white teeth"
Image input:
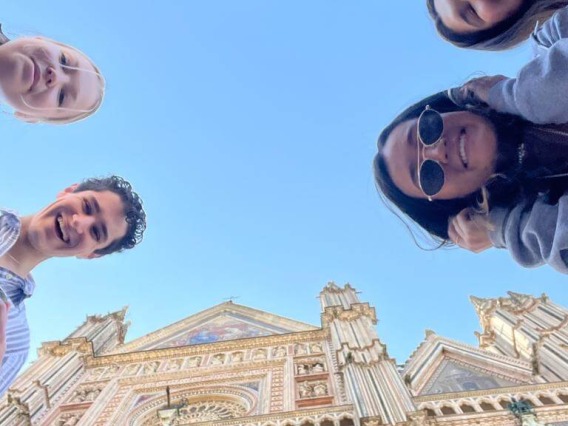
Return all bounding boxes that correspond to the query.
[459,133,468,167]
[57,216,69,243]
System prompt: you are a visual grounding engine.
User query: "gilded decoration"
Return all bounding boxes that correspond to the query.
[38,338,92,357]
[153,315,275,349]
[322,303,377,325]
[85,329,327,368]
[420,360,520,395]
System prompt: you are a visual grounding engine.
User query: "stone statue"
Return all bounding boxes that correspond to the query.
[166,359,183,371]
[295,344,307,355]
[313,382,328,396]
[273,346,287,357]
[188,356,202,367]
[58,413,81,426]
[124,364,140,375]
[312,362,324,373]
[231,352,244,362]
[252,349,267,360]
[143,361,159,374]
[211,353,225,365]
[299,381,313,398]
[310,342,323,353]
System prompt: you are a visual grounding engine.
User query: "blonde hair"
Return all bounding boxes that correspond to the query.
[427,0,568,51]
[15,37,105,124]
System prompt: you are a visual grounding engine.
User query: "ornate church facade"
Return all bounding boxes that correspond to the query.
[1,283,568,425]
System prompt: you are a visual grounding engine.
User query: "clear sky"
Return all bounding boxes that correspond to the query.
[1,1,565,368]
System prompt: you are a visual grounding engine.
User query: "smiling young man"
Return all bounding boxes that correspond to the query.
[0,176,146,396]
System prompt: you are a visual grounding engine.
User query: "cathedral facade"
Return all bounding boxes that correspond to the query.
[1,283,568,425]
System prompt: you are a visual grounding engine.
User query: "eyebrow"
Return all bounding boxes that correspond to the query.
[91,197,109,241]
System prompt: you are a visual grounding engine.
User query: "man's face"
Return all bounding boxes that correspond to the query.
[26,186,128,259]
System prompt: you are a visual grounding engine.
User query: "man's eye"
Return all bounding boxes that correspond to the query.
[60,53,68,66]
[58,90,66,107]
[93,227,100,242]
[83,199,92,214]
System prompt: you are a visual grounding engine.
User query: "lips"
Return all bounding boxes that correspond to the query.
[55,215,70,243]
[28,58,40,92]
[458,129,468,168]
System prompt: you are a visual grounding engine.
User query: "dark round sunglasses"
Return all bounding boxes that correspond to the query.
[417,106,445,200]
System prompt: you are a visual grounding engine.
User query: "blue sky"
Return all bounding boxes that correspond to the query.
[2,1,565,367]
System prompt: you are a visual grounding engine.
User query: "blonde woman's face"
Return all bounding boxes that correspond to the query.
[0,37,102,122]
[433,0,525,34]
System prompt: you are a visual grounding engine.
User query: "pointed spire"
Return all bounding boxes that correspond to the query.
[111,306,129,322]
[507,291,533,306]
[325,281,340,291]
[424,329,436,339]
[470,296,493,312]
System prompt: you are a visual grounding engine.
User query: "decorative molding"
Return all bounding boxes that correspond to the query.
[86,329,327,367]
[322,302,377,325]
[38,338,93,357]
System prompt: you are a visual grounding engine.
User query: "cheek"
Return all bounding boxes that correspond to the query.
[22,91,53,110]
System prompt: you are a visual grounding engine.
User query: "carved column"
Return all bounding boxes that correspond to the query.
[320,282,416,425]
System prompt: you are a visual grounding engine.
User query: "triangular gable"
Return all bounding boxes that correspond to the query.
[402,333,534,396]
[421,359,519,395]
[112,302,318,354]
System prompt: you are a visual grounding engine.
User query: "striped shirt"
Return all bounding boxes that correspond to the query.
[0,210,35,397]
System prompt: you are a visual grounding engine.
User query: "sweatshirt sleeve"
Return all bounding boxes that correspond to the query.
[487,6,568,124]
[489,193,568,274]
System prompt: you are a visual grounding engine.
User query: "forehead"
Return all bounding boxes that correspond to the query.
[79,190,128,239]
[382,119,422,198]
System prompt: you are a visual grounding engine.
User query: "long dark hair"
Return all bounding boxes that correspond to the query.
[427,0,567,51]
[373,91,568,245]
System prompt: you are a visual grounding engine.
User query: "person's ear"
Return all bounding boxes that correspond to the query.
[14,111,39,123]
[56,184,80,199]
[76,252,102,260]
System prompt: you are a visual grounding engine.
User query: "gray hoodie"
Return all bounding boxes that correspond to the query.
[487,6,568,274]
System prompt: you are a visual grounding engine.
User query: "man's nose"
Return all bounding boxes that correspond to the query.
[71,214,95,234]
[422,138,448,163]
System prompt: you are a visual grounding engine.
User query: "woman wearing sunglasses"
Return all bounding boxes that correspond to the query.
[428,0,568,50]
[373,89,568,273]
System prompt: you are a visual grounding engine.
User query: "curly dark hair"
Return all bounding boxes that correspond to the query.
[73,175,146,256]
